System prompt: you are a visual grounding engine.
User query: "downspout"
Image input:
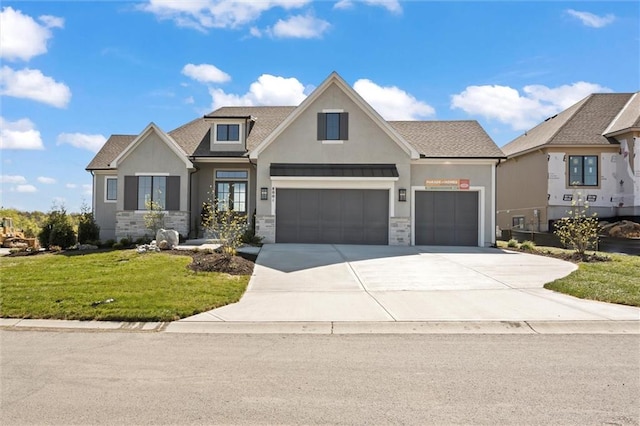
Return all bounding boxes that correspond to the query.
[188,164,200,239]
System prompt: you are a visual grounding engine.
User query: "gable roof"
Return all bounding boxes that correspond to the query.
[249,72,421,160]
[86,134,136,170]
[501,93,636,157]
[389,121,504,158]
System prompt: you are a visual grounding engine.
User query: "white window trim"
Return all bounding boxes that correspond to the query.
[213,121,243,145]
[410,185,485,247]
[269,178,397,217]
[134,172,170,176]
[322,108,344,113]
[104,176,117,203]
[321,140,344,145]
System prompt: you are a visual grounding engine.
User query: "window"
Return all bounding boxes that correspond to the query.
[216,124,240,142]
[105,177,117,202]
[317,112,348,141]
[214,170,248,213]
[138,176,166,210]
[512,216,525,230]
[568,155,598,186]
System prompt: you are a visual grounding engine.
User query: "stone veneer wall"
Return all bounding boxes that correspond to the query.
[256,215,276,243]
[389,217,411,246]
[116,211,189,241]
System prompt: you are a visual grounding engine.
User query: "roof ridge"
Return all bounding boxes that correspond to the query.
[603,92,638,134]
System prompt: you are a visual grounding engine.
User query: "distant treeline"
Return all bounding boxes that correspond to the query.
[0,208,81,238]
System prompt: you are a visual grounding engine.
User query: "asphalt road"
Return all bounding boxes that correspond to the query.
[1,331,638,425]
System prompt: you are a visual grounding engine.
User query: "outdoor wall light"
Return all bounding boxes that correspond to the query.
[398,188,407,202]
[260,187,268,200]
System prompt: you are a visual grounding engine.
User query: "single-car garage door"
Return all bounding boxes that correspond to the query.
[415,191,479,246]
[276,189,389,244]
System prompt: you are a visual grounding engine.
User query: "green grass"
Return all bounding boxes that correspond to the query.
[544,254,640,307]
[0,250,249,321]
[497,241,640,307]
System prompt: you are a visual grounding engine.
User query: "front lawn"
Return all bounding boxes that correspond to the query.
[544,254,640,307]
[497,241,640,307]
[0,250,250,321]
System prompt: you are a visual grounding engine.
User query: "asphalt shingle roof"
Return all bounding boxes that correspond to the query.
[501,93,636,157]
[87,107,504,169]
[389,121,504,158]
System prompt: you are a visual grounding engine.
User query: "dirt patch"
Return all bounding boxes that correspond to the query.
[169,250,255,275]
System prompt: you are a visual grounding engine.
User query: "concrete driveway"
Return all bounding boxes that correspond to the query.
[181,244,640,323]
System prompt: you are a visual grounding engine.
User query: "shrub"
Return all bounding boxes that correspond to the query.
[112,242,124,250]
[143,200,165,235]
[520,240,536,251]
[119,237,132,248]
[103,239,116,248]
[554,193,599,257]
[507,239,519,248]
[201,200,247,257]
[241,227,263,246]
[77,204,100,244]
[38,206,77,249]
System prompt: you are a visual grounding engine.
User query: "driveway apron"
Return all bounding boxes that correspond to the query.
[181,244,640,322]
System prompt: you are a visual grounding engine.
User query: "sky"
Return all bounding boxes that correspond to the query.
[1,0,638,213]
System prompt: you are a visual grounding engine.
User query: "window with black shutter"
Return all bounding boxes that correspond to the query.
[317,112,348,141]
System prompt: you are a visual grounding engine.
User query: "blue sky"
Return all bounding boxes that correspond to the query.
[1,0,638,212]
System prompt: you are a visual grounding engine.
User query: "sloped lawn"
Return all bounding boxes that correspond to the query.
[498,241,640,307]
[0,250,250,321]
[544,253,640,307]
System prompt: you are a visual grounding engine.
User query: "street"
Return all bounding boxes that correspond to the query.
[1,331,638,425]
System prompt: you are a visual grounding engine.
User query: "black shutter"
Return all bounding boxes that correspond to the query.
[317,113,326,140]
[166,176,180,211]
[124,176,138,211]
[340,112,349,140]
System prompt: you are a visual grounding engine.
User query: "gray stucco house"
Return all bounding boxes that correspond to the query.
[87,72,504,246]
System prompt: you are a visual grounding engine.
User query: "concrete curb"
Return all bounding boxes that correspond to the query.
[2,318,638,335]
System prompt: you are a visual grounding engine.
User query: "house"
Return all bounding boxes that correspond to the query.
[87,72,504,246]
[497,92,640,232]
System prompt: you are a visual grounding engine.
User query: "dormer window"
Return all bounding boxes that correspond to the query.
[216,124,240,142]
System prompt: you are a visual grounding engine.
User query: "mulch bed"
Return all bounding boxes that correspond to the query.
[168,250,255,275]
[502,247,611,263]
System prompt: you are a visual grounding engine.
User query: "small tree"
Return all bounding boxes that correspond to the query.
[38,204,77,249]
[77,203,100,244]
[143,200,165,236]
[553,192,599,258]
[201,200,247,257]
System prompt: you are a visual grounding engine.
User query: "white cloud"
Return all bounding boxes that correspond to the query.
[0,7,64,61]
[334,0,401,13]
[0,66,71,108]
[39,15,65,29]
[451,82,612,130]
[249,26,262,37]
[37,176,56,184]
[82,184,92,195]
[184,96,195,104]
[66,183,77,189]
[0,175,27,184]
[182,63,231,84]
[56,133,107,153]
[269,14,330,39]
[140,0,310,32]
[0,117,45,150]
[353,79,435,120]
[15,184,37,193]
[209,74,307,110]
[567,9,615,28]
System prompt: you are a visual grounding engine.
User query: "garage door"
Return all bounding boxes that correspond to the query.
[415,191,478,246]
[276,189,389,244]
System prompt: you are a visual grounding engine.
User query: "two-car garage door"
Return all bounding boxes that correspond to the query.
[275,188,479,246]
[276,189,389,244]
